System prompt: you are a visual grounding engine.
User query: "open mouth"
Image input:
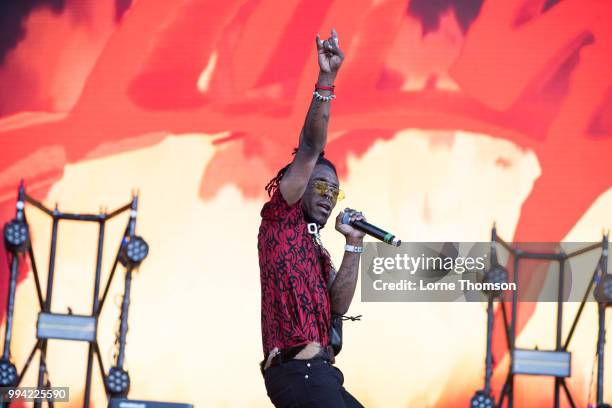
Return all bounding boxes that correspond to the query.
[317,201,331,212]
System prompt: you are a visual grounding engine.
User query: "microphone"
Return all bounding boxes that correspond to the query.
[341,212,401,246]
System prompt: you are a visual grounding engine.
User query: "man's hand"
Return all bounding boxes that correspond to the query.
[335,208,366,241]
[316,29,344,76]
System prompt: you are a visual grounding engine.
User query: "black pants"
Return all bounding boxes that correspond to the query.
[263,358,364,408]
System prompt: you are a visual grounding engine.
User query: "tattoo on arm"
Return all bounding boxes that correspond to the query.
[327,266,337,291]
[301,73,334,152]
[311,99,321,115]
[330,252,360,315]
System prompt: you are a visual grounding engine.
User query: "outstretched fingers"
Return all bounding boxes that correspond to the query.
[316,33,324,51]
[317,30,343,56]
[328,28,344,58]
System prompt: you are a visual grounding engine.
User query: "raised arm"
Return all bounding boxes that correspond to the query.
[279,29,344,205]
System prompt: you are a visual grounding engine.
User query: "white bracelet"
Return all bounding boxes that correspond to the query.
[344,244,364,253]
[313,90,336,102]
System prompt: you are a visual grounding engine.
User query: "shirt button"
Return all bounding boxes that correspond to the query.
[307,363,311,368]
[304,375,309,379]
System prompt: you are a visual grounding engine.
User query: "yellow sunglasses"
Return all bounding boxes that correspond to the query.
[312,180,345,201]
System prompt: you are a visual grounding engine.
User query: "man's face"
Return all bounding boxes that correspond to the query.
[302,164,340,226]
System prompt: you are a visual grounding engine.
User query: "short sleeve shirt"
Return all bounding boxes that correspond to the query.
[258,190,333,357]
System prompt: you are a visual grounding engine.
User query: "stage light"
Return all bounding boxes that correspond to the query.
[470,390,494,408]
[0,359,18,387]
[3,219,29,253]
[119,236,149,267]
[594,274,612,304]
[482,263,508,296]
[105,366,130,397]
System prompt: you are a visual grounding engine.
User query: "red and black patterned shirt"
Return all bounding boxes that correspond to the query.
[258,190,333,357]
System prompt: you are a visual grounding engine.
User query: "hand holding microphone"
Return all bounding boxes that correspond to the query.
[336,208,401,247]
[335,208,367,241]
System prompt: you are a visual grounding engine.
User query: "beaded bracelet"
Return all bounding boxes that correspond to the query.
[313,90,336,102]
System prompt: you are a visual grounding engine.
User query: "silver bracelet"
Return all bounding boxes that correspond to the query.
[344,244,364,253]
[313,90,336,102]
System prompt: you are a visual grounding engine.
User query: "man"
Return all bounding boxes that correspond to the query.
[258,29,365,407]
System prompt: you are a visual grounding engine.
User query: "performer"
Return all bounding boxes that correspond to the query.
[258,29,365,408]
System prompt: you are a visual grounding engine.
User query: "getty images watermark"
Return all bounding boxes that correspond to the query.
[361,242,610,302]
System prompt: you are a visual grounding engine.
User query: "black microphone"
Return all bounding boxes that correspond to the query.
[341,212,401,246]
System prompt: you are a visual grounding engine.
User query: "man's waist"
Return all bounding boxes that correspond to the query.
[261,342,334,373]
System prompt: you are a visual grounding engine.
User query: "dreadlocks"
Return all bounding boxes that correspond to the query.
[265,149,337,196]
